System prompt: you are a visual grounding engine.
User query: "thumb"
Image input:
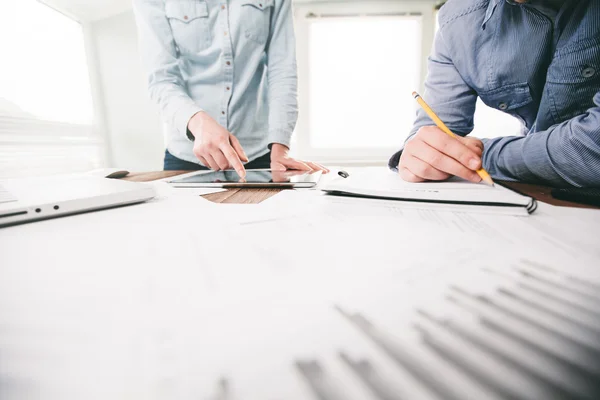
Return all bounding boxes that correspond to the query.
[270,161,286,171]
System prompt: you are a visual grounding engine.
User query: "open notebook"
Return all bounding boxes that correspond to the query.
[321,168,537,215]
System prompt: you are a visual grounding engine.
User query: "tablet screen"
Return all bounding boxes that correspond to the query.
[168,169,322,187]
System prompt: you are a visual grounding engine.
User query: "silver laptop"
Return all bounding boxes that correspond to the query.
[0,175,156,228]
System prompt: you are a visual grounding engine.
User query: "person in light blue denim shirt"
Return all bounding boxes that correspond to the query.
[390,0,600,188]
[134,0,327,178]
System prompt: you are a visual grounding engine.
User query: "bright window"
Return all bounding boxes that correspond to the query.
[308,16,421,150]
[471,99,524,139]
[294,0,436,163]
[0,1,94,124]
[0,0,102,178]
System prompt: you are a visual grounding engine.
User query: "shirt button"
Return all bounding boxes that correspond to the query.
[498,102,508,111]
[582,67,596,78]
[221,5,225,9]
[222,111,225,115]
[226,61,231,66]
[183,15,188,20]
[226,87,231,91]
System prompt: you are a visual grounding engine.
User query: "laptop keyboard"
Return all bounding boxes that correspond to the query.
[0,184,17,204]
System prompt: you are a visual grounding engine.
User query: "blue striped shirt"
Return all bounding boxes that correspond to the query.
[389,0,600,187]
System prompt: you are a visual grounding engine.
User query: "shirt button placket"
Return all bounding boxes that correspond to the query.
[221,1,233,128]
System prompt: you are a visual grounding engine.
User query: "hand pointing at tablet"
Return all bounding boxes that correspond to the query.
[188,112,328,179]
[188,111,249,179]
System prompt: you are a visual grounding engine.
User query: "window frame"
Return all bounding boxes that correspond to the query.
[293,0,438,164]
[0,0,110,178]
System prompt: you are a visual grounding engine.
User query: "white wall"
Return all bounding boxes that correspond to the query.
[90,10,164,171]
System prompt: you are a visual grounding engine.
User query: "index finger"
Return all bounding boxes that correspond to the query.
[219,143,246,179]
[229,134,249,163]
[422,129,482,170]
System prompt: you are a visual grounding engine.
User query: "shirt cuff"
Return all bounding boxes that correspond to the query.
[388,131,418,172]
[174,103,204,142]
[388,150,403,172]
[268,129,293,149]
[482,136,538,182]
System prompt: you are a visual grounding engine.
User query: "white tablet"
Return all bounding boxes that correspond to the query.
[167,169,322,188]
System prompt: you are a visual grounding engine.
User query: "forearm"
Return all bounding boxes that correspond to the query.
[148,75,203,139]
[389,22,476,171]
[266,0,298,148]
[482,93,600,187]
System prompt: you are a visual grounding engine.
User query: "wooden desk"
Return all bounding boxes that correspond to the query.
[122,171,282,204]
[123,171,599,209]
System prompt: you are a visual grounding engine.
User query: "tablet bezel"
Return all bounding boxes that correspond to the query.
[167,169,322,188]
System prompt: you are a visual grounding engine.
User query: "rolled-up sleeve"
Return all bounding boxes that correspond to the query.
[389,21,477,171]
[482,91,600,187]
[265,0,298,149]
[133,0,203,141]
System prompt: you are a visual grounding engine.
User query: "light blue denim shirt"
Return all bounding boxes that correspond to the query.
[389,0,600,187]
[133,0,298,165]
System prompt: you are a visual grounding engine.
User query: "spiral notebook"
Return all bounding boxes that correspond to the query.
[320,168,537,215]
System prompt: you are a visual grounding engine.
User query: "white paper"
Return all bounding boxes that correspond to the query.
[1,175,599,399]
[320,167,534,213]
[252,189,600,267]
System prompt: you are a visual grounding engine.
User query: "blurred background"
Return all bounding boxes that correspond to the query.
[0,0,521,178]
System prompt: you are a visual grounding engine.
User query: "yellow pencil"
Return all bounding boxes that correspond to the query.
[412,91,494,186]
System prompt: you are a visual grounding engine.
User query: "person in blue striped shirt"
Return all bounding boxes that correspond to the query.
[390,0,600,188]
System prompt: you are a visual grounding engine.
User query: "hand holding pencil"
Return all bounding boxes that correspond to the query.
[397,92,494,186]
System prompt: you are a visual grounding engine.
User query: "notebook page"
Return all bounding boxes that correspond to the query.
[321,168,532,207]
